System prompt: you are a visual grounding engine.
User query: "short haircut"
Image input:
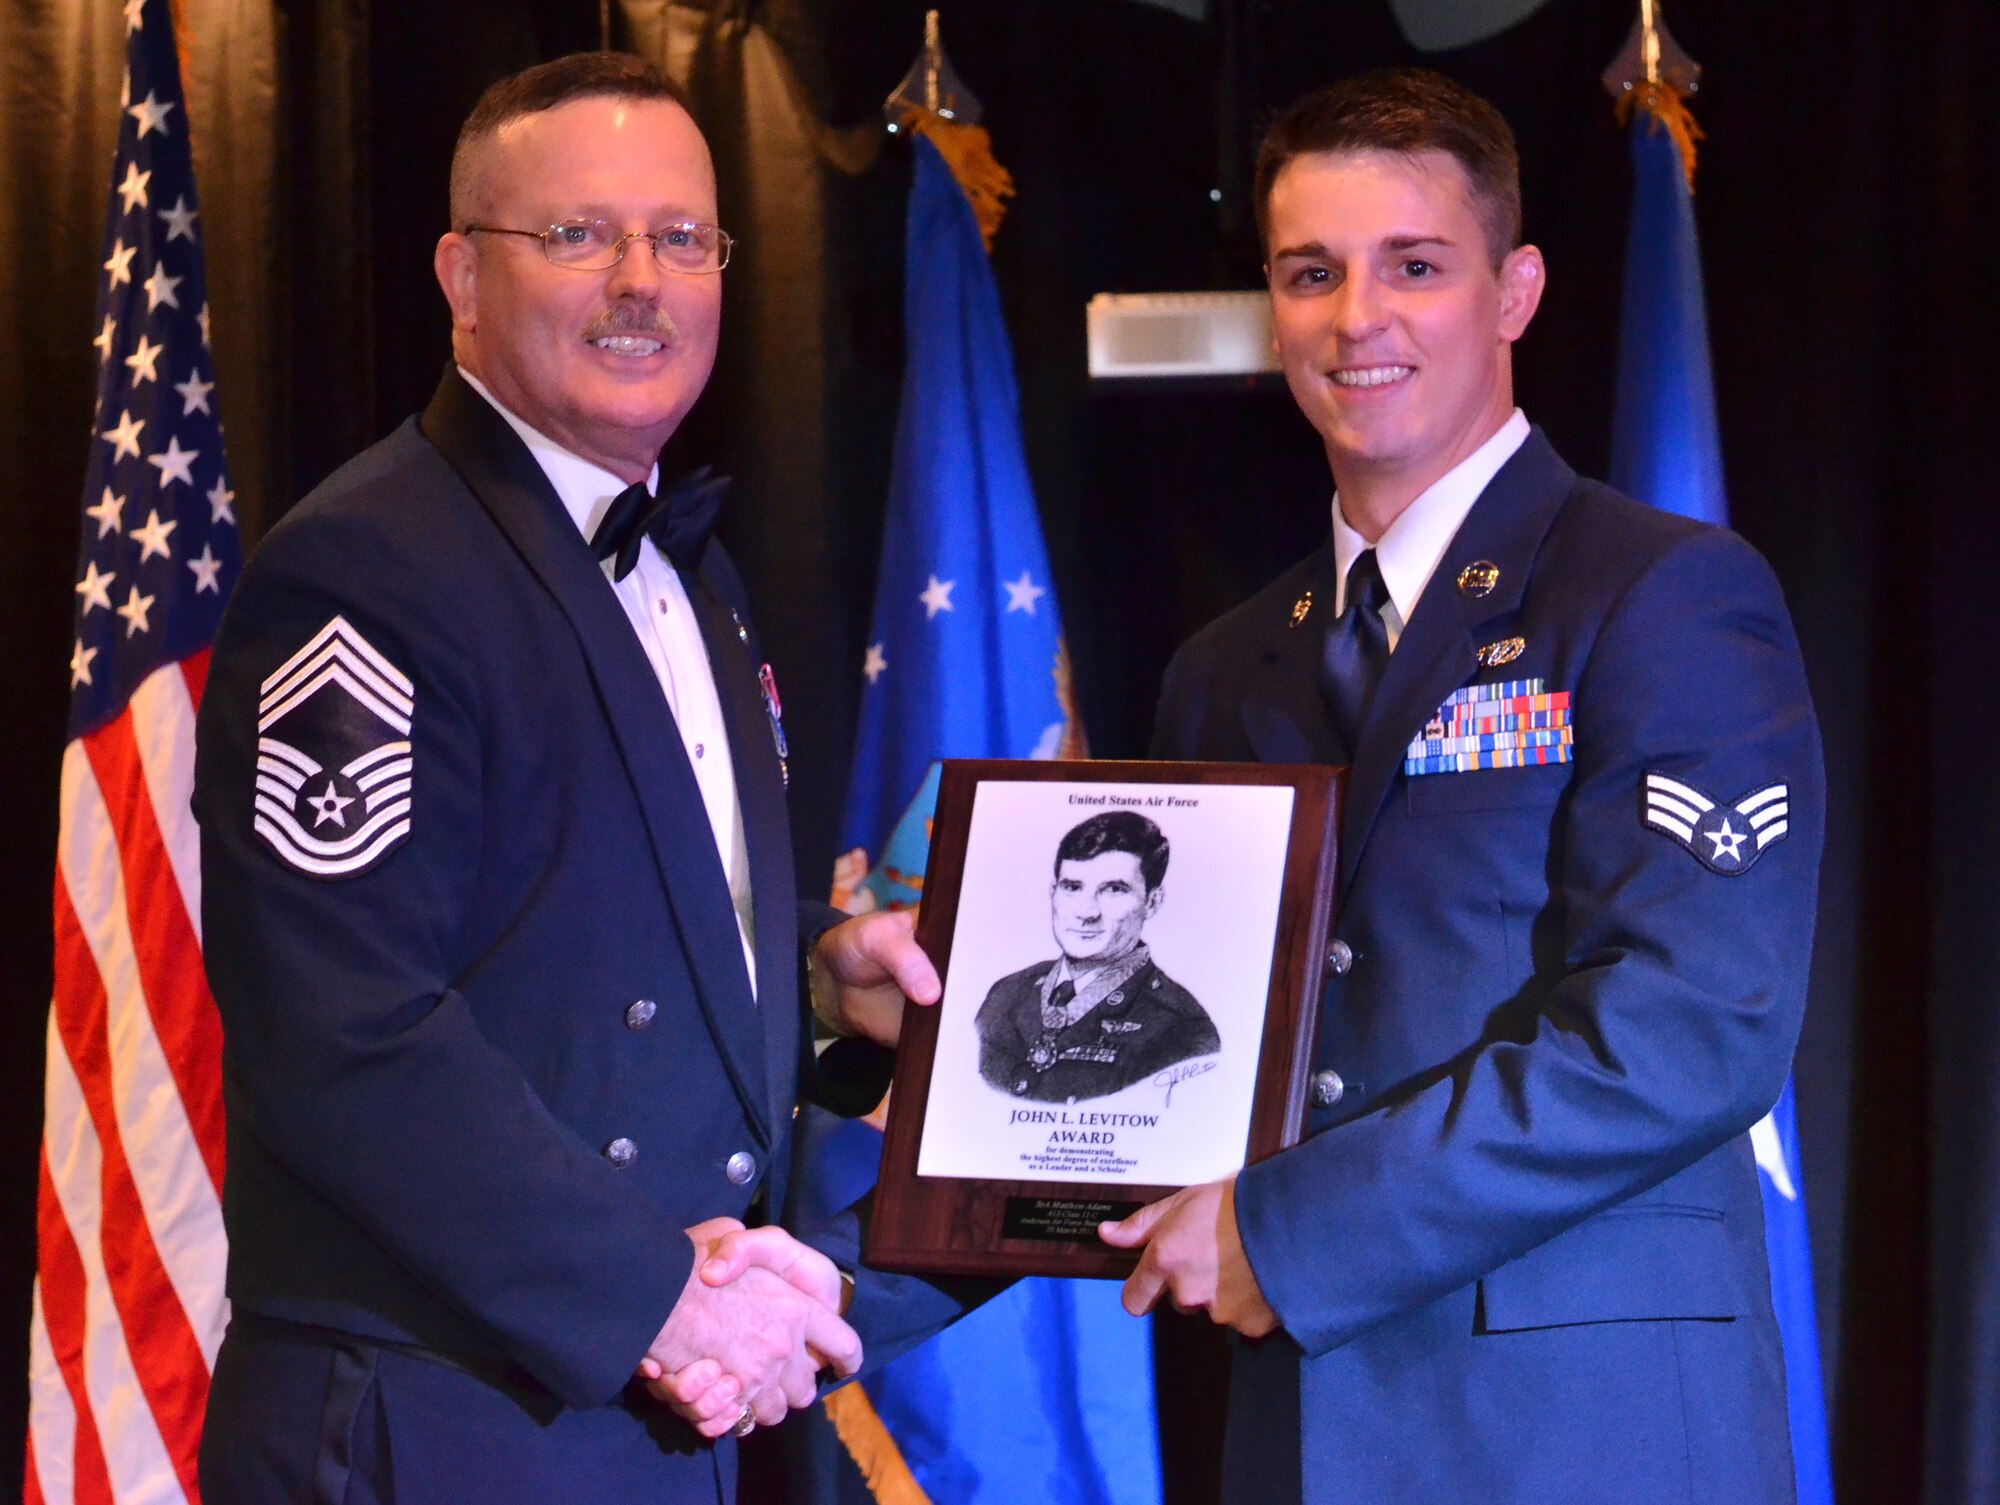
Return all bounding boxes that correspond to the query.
[1055,811,1171,893]
[1253,68,1521,269]
[449,52,694,229]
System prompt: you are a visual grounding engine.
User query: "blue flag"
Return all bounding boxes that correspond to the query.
[1610,109,1833,1505]
[818,133,1160,1504]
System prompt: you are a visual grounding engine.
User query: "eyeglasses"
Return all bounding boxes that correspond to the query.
[462,218,734,274]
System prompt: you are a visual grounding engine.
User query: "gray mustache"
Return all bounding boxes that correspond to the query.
[583,305,678,343]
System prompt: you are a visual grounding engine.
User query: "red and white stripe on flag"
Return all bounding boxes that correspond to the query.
[29,0,241,1497]
[29,662,230,1505]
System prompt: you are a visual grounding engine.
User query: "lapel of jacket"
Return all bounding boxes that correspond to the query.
[1336,429,1577,892]
[419,370,773,1144]
[1236,546,1347,767]
[680,563,802,1138]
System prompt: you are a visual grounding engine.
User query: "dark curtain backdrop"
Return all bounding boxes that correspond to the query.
[4,1,1995,1502]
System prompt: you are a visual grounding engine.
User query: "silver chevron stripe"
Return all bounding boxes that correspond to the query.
[253,811,413,877]
[1736,782,1790,849]
[257,616,414,735]
[1643,772,1712,844]
[254,793,413,875]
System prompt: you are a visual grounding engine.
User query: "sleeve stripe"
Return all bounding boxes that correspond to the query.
[1645,809,1696,843]
[1644,772,1714,811]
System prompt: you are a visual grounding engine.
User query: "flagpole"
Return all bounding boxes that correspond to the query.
[808,21,1152,1505]
[1604,15,1835,1502]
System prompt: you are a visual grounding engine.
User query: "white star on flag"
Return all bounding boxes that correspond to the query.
[116,584,156,637]
[117,160,151,213]
[187,544,223,594]
[104,238,138,288]
[131,507,179,561]
[102,410,145,462]
[86,487,126,537]
[919,575,956,619]
[863,643,888,683]
[124,333,165,384]
[69,640,98,688]
[207,476,236,525]
[127,90,176,139]
[122,0,145,32]
[198,303,212,346]
[174,368,215,414]
[75,561,116,614]
[143,262,183,312]
[1003,570,1047,615]
[147,436,199,488]
[158,195,199,242]
[93,316,118,363]
[1750,1112,1798,1200]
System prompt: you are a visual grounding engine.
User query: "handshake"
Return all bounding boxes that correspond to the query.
[636,1219,861,1440]
[627,909,938,1438]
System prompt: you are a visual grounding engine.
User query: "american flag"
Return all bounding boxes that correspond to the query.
[26,1,239,1500]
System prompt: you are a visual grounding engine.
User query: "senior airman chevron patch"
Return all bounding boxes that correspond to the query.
[1642,772,1789,875]
[253,615,415,878]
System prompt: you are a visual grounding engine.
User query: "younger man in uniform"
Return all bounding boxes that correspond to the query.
[1103,69,1822,1505]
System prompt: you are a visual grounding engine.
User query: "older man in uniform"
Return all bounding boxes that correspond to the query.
[194,53,962,1505]
[975,809,1218,1103]
[1102,70,1824,1505]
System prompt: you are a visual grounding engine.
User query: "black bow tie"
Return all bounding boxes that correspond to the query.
[590,465,730,580]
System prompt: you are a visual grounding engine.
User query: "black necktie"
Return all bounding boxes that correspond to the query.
[590,465,730,581]
[1319,548,1391,758]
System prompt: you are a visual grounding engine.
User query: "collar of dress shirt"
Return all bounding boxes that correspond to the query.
[457,366,658,547]
[1329,408,1531,629]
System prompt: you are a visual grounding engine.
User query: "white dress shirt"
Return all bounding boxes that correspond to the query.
[460,369,757,994]
[1331,408,1531,651]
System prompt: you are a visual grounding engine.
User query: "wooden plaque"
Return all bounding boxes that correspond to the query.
[865,758,1341,1278]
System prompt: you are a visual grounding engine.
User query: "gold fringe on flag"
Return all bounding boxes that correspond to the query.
[823,1384,935,1505]
[898,110,1015,249]
[1616,78,1705,191]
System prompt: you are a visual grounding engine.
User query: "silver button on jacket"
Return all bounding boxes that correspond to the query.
[624,998,657,1030]
[1327,939,1354,975]
[604,1137,638,1168]
[1310,1069,1345,1109]
[724,1150,757,1186]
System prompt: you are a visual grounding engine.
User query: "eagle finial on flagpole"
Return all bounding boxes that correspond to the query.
[883,10,1014,247]
[1602,0,1705,188]
[885,9,981,126]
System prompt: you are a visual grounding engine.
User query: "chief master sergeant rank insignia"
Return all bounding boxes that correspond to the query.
[252,614,415,878]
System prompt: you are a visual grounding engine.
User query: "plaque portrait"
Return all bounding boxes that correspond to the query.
[868,759,1340,1278]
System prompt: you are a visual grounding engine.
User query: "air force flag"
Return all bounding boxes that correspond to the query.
[1612,97,1833,1505]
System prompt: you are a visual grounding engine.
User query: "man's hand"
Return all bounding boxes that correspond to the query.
[693,1225,849,1311]
[646,1226,856,1430]
[638,1220,862,1437]
[811,910,941,1048]
[1097,1174,1278,1338]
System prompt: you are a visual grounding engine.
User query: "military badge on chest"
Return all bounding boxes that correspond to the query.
[251,615,414,878]
[758,661,788,787]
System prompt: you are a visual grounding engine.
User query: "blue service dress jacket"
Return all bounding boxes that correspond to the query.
[192,369,956,1504]
[1151,430,1823,1505]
